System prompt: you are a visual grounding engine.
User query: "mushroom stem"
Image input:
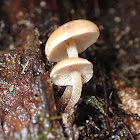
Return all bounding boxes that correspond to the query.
[66,39,78,58]
[64,70,82,115]
[59,86,72,108]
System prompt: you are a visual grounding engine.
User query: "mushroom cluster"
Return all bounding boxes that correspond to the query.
[45,19,100,116]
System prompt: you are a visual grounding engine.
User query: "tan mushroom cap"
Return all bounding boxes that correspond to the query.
[50,58,93,86]
[46,19,100,62]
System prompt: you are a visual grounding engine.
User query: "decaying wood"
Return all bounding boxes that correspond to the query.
[0,0,64,139]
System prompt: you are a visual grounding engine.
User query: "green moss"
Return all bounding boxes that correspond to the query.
[85,96,105,115]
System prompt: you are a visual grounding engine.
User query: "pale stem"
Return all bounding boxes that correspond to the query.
[66,39,78,58]
[59,86,72,108]
[64,71,82,115]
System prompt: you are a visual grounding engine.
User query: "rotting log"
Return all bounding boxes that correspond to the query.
[0,29,64,139]
[0,0,64,139]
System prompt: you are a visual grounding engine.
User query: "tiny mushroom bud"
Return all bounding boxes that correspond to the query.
[45,19,100,62]
[50,58,93,115]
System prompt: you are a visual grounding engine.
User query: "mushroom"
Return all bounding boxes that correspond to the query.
[58,86,72,110]
[50,57,93,115]
[45,19,100,109]
[45,19,100,62]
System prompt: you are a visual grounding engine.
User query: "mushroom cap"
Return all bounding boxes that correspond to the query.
[46,19,100,62]
[50,58,93,86]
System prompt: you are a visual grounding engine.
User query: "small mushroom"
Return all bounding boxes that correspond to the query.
[45,19,100,62]
[58,86,72,109]
[50,58,93,115]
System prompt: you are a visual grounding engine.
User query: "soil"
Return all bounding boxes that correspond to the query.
[0,0,140,139]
